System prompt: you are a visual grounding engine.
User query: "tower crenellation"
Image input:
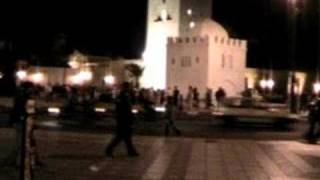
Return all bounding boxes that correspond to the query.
[167,36,209,45]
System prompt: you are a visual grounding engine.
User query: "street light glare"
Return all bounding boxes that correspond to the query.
[288,0,297,5]
[266,79,275,90]
[31,72,44,84]
[16,70,28,80]
[68,60,80,69]
[259,79,267,89]
[104,75,115,85]
[313,82,320,94]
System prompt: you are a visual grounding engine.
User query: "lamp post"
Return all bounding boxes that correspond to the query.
[313,81,320,95]
[260,70,275,95]
[315,0,320,98]
[287,0,299,113]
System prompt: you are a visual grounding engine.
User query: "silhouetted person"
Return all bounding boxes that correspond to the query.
[205,88,212,109]
[173,86,180,106]
[193,87,199,108]
[305,98,320,144]
[105,82,139,157]
[300,92,310,113]
[186,86,193,110]
[215,87,226,108]
[160,90,166,105]
[165,96,181,136]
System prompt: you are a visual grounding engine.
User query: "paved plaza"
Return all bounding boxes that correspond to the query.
[1,128,320,180]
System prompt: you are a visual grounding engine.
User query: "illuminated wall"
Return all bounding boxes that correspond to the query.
[142,0,213,89]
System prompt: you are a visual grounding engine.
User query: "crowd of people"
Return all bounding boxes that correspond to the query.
[43,84,227,112]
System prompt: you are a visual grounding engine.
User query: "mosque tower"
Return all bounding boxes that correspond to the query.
[141,0,213,89]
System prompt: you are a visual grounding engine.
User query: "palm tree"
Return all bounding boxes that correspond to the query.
[124,63,144,88]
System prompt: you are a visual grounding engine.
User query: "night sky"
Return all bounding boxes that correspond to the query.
[0,0,319,70]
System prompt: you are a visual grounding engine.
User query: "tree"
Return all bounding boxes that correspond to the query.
[124,63,144,88]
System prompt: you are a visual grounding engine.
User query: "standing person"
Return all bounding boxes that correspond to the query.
[205,88,213,109]
[305,98,320,144]
[193,87,199,108]
[160,90,166,105]
[105,82,139,157]
[173,86,180,106]
[164,96,181,136]
[178,94,184,110]
[186,86,193,110]
[215,87,226,108]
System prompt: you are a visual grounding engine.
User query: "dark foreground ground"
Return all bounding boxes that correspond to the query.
[1,111,320,179]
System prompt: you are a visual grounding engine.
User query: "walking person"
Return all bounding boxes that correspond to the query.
[105,82,139,157]
[164,96,181,136]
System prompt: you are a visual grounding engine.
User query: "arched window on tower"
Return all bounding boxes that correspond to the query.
[221,54,225,68]
[229,55,233,69]
[196,57,200,64]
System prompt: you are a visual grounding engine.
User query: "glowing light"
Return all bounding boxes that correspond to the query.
[16,70,28,80]
[259,79,267,89]
[68,59,80,69]
[247,78,255,89]
[95,107,106,113]
[69,70,92,85]
[266,79,275,90]
[154,106,166,112]
[132,109,139,114]
[30,72,44,84]
[104,75,115,85]
[288,0,297,5]
[294,85,300,95]
[70,74,83,85]
[313,82,320,94]
[189,21,195,29]
[160,9,168,21]
[187,9,192,15]
[78,70,93,82]
[0,72,3,79]
[48,107,61,114]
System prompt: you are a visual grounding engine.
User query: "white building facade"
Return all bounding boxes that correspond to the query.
[143,0,247,96]
[167,20,247,96]
[142,0,212,90]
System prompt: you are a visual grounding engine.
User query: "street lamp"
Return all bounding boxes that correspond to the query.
[287,0,300,113]
[104,74,115,85]
[266,79,275,90]
[16,70,28,81]
[313,82,320,95]
[259,79,268,89]
[30,72,44,84]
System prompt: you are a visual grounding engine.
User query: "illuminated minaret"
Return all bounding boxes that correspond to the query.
[141,0,212,89]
